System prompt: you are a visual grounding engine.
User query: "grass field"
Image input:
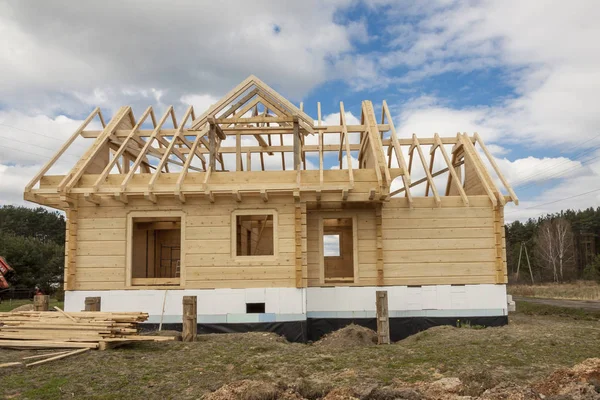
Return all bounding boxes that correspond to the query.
[0,298,64,313]
[1,302,599,399]
[508,281,600,300]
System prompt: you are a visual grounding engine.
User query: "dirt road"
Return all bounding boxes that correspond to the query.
[515,296,600,311]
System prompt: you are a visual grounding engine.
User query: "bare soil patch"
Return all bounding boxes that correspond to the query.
[314,324,377,349]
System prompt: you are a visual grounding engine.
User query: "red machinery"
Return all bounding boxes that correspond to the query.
[0,256,14,289]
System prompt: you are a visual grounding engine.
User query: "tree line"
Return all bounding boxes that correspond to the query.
[0,205,65,293]
[506,207,600,283]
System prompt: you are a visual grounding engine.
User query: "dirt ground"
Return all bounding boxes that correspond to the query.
[1,311,600,399]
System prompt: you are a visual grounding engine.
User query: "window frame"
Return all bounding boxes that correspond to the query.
[318,214,359,285]
[231,209,278,261]
[126,210,186,288]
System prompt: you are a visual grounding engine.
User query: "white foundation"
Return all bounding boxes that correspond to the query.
[65,284,507,323]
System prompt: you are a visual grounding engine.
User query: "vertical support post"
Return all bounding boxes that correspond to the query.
[293,116,301,171]
[209,123,217,171]
[236,132,242,171]
[182,296,197,342]
[84,297,101,311]
[493,206,506,283]
[33,295,49,311]
[376,291,390,344]
[65,208,78,291]
[375,204,384,286]
[294,205,306,288]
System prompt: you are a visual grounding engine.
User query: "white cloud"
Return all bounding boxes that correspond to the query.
[0,0,360,114]
[361,1,600,148]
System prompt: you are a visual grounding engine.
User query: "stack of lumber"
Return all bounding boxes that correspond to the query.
[0,309,176,350]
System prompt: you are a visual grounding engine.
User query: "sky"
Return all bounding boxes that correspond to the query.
[1,0,599,222]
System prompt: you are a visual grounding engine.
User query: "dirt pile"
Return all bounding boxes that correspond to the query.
[533,358,600,399]
[202,359,600,400]
[9,303,34,312]
[202,380,301,400]
[314,324,377,349]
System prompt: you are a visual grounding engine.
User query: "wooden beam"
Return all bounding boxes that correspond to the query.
[459,133,499,207]
[317,102,323,187]
[340,102,355,187]
[389,160,465,196]
[25,107,105,193]
[120,106,174,193]
[83,192,101,205]
[474,133,519,205]
[59,107,132,194]
[435,134,469,206]
[175,125,208,202]
[215,116,294,124]
[412,134,441,207]
[207,116,227,140]
[293,117,301,170]
[149,106,195,191]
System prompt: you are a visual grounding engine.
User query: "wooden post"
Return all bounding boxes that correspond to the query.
[33,295,49,311]
[376,291,390,344]
[209,123,216,171]
[182,296,197,342]
[84,297,101,311]
[293,116,301,170]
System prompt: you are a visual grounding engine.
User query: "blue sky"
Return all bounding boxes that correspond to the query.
[0,0,599,221]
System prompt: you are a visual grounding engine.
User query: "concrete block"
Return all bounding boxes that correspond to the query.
[259,313,277,323]
[226,313,260,323]
[275,313,306,322]
[198,314,227,323]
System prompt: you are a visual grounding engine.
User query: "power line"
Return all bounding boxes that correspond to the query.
[513,153,600,191]
[506,187,600,214]
[0,122,68,143]
[509,138,600,188]
[0,143,57,161]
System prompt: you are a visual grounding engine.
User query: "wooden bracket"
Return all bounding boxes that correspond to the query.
[84,192,101,205]
[144,192,157,204]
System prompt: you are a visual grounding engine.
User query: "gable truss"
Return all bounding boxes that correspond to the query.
[24,76,517,209]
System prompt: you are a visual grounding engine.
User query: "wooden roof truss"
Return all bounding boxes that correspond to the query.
[24,76,517,209]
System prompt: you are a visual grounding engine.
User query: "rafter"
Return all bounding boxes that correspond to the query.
[92,106,153,192]
[149,106,195,191]
[412,134,441,207]
[120,106,174,193]
[25,107,106,193]
[25,76,517,208]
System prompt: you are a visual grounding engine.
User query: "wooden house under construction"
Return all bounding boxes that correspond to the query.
[25,76,517,341]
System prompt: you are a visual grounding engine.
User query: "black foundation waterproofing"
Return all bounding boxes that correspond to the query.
[142,316,507,343]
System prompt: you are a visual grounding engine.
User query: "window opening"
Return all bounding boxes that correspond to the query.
[246,303,266,313]
[236,214,274,256]
[132,217,181,282]
[322,218,354,282]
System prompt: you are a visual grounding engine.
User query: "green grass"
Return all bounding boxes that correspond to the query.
[509,281,600,300]
[516,300,600,320]
[0,298,64,312]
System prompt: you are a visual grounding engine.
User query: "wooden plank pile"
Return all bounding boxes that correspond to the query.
[0,309,176,351]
